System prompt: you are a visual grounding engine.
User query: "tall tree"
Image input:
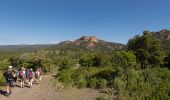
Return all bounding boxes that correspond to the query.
[128,31,164,69]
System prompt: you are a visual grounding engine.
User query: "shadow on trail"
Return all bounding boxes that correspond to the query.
[0,84,7,96]
[0,90,7,96]
[15,84,32,88]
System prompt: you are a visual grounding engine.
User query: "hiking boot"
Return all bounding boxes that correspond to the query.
[4,93,9,97]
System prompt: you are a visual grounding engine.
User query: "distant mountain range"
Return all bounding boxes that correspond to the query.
[0,36,125,52]
[0,44,53,52]
[0,30,169,53]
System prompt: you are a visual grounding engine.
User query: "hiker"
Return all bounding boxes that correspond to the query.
[35,68,41,84]
[25,68,29,84]
[12,68,17,86]
[3,66,14,96]
[18,67,26,88]
[28,68,34,88]
[39,68,43,81]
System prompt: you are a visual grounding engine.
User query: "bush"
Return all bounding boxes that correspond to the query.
[96,95,105,100]
[87,67,99,77]
[78,80,87,88]
[0,71,5,86]
[94,67,116,85]
[79,52,95,67]
[72,69,88,88]
[93,53,112,67]
[88,78,98,88]
[98,79,107,89]
[112,68,170,99]
[59,56,76,70]
[57,69,74,87]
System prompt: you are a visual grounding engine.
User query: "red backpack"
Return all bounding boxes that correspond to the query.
[28,70,33,79]
[19,71,24,78]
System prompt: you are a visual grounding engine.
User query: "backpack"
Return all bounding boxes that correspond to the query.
[3,70,13,81]
[35,71,40,78]
[19,71,24,78]
[28,71,33,79]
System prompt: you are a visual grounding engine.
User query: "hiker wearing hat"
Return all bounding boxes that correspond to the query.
[18,67,26,88]
[28,68,34,88]
[3,66,14,96]
[35,68,42,84]
[12,68,17,86]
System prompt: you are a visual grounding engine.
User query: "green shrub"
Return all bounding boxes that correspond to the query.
[0,71,5,86]
[98,79,107,89]
[79,52,95,67]
[93,53,112,67]
[78,79,87,88]
[88,78,98,88]
[57,69,74,87]
[72,69,88,88]
[96,95,105,100]
[112,67,170,99]
[93,67,116,85]
[59,56,76,70]
[87,67,99,77]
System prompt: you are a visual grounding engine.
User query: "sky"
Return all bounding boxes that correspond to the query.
[0,0,170,45]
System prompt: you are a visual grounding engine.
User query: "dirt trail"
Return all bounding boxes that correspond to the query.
[0,75,103,100]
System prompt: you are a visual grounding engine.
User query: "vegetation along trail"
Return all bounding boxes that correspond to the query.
[0,75,103,100]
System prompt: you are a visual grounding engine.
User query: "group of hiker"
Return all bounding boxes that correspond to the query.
[3,65,43,96]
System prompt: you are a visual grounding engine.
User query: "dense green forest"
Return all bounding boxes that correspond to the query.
[0,31,170,100]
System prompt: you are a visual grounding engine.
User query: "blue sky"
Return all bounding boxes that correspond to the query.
[0,0,170,45]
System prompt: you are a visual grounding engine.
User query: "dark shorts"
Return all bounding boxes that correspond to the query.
[6,80,13,86]
[13,77,17,82]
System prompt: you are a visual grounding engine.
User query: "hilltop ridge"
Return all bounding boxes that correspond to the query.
[56,36,125,51]
[151,29,170,53]
[152,29,170,40]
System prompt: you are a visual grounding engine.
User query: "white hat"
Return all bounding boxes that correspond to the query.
[30,68,33,71]
[22,67,25,70]
[8,66,13,69]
